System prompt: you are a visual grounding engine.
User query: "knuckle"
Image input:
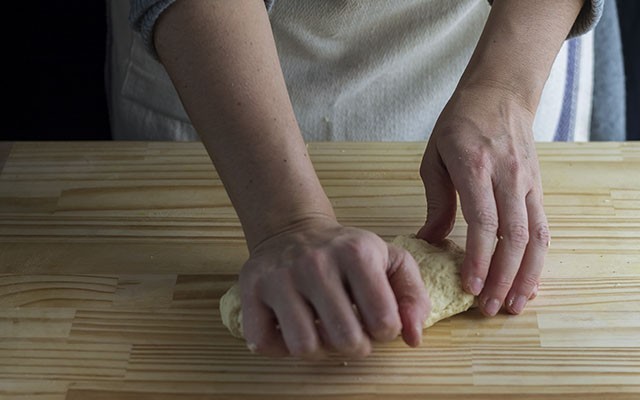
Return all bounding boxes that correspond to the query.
[369,312,401,341]
[301,248,325,266]
[304,260,325,278]
[504,223,529,247]
[531,222,551,248]
[341,235,382,267]
[464,256,491,276]
[388,248,410,272]
[504,156,522,175]
[492,275,516,294]
[342,237,370,259]
[469,151,492,172]
[400,249,417,270]
[473,209,499,233]
[426,196,446,212]
[299,251,331,281]
[517,273,540,290]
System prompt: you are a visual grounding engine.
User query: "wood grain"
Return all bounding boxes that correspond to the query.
[1,141,639,399]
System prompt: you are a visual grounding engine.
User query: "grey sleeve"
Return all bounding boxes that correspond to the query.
[569,0,605,37]
[129,0,276,59]
[487,0,604,38]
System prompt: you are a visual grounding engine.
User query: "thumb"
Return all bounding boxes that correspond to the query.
[417,145,457,243]
[387,244,431,347]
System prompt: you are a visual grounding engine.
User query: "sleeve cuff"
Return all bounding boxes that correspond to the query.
[568,0,604,38]
[129,0,276,60]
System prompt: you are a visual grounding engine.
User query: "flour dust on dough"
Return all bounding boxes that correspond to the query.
[220,234,475,339]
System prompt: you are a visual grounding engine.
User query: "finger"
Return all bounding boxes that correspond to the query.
[417,141,457,243]
[455,174,498,297]
[344,244,402,343]
[387,244,431,347]
[262,279,324,359]
[293,257,371,359]
[241,293,288,358]
[505,191,549,314]
[479,187,529,317]
[529,283,539,300]
[314,318,333,351]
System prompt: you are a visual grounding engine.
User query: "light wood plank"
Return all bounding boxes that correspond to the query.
[0,142,639,399]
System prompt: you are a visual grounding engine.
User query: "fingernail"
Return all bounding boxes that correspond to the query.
[530,284,539,300]
[413,323,423,347]
[483,298,501,316]
[509,295,528,314]
[467,277,484,296]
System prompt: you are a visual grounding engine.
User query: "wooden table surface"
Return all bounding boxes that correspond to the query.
[1,141,639,399]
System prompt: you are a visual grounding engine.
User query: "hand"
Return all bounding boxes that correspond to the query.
[417,83,550,317]
[239,216,431,359]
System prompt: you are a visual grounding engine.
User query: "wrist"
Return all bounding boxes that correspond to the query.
[453,79,537,121]
[236,175,337,252]
[247,210,339,255]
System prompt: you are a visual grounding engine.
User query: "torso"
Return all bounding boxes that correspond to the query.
[108,0,593,142]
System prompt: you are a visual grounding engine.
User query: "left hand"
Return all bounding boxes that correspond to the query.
[417,83,550,316]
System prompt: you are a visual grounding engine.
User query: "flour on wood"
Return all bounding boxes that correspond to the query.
[219,234,475,339]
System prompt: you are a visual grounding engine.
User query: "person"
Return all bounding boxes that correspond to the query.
[106,0,604,359]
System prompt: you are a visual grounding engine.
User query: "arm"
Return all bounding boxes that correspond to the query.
[462,0,587,110]
[154,0,329,248]
[154,0,429,358]
[418,0,585,316]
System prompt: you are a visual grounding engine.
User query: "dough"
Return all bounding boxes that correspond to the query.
[219,234,475,338]
[219,283,243,338]
[391,234,475,328]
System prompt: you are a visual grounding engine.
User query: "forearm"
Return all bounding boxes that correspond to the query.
[459,0,586,112]
[154,0,334,251]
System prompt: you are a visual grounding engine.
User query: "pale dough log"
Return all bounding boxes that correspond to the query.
[392,234,476,328]
[219,234,475,338]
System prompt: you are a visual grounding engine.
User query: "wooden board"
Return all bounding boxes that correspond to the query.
[0,141,639,399]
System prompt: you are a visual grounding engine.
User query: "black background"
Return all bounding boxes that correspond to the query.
[2,1,111,140]
[618,0,640,140]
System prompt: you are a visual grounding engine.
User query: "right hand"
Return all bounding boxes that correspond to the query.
[239,216,431,359]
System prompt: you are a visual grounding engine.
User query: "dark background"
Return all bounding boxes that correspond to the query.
[618,0,640,140]
[0,1,637,141]
[2,1,111,140]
